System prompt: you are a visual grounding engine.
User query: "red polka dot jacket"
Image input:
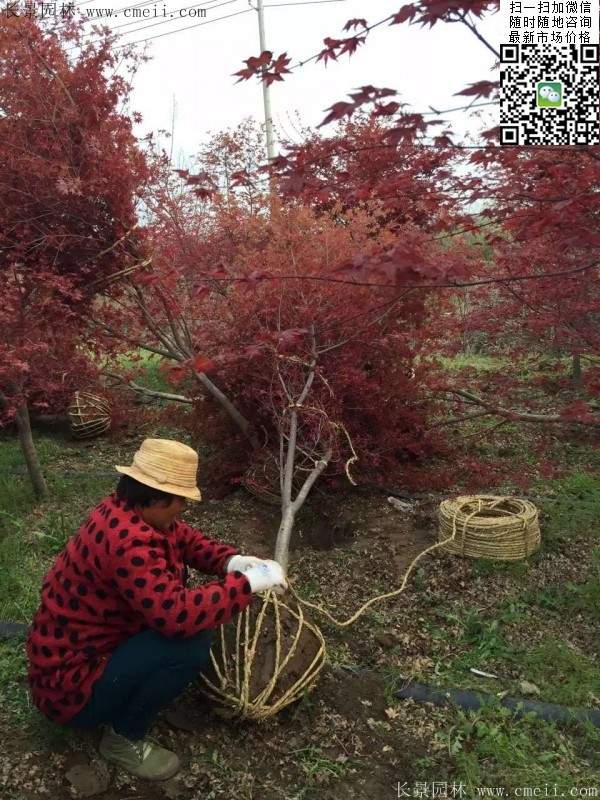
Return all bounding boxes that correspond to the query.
[26,492,253,724]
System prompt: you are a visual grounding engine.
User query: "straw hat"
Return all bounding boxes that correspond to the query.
[115,438,202,501]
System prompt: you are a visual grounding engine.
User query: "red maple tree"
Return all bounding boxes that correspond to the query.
[234,1,599,437]
[0,16,150,496]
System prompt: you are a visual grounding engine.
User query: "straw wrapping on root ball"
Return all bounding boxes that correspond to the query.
[197,590,326,721]
[438,495,540,561]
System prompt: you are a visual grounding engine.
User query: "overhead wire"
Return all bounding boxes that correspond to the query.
[64,0,245,51]
[226,4,499,147]
[94,0,236,36]
[51,0,172,33]
[264,0,347,6]
[55,0,497,146]
[36,4,585,152]
[113,5,252,49]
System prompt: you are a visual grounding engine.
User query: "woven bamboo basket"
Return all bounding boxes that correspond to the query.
[67,391,112,440]
[438,495,540,561]
[198,591,326,721]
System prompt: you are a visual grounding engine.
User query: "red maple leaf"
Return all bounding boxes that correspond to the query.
[344,18,368,31]
[339,35,367,57]
[454,80,499,98]
[233,51,273,82]
[318,101,357,128]
[192,356,216,374]
[391,5,417,24]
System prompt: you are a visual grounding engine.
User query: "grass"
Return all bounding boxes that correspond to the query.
[519,547,600,622]
[429,600,600,706]
[536,473,600,551]
[519,638,600,707]
[0,638,32,725]
[386,608,600,790]
[0,348,599,788]
[437,351,579,378]
[0,436,68,522]
[289,744,350,797]
[436,602,524,675]
[111,349,173,394]
[377,460,600,792]
[0,433,115,622]
[471,557,532,579]
[433,704,600,790]
[437,353,508,372]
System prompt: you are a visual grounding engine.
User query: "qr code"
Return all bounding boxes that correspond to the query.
[500,43,599,145]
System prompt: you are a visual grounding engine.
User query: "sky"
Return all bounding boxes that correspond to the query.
[70,0,504,165]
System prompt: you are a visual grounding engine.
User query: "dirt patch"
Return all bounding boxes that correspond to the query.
[5,474,598,798]
[296,668,429,799]
[188,484,440,563]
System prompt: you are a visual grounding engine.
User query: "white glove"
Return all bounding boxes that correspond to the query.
[244,559,287,594]
[226,555,265,574]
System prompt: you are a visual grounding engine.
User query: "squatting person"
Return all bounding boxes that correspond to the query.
[26,438,287,781]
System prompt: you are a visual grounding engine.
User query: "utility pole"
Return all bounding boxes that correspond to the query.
[256,0,277,162]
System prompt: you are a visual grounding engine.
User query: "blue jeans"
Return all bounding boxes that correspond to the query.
[68,628,214,740]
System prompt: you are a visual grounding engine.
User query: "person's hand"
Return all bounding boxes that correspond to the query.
[226,555,265,574]
[244,559,287,594]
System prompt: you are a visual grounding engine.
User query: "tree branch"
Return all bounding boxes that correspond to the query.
[426,409,492,429]
[104,371,194,404]
[198,259,599,293]
[445,388,600,426]
[455,10,500,60]
[128,282,184,359]
[291,447,333,514]
[192,370,259,447]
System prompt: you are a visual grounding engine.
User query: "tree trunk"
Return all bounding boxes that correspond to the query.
[274,448,332,571]
[274,506,296,572]
[572,353,583,390]
[193,370,259,448]
[14,402,48,499]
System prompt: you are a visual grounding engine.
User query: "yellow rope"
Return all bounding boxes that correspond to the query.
[198,496,539,719]
[280,403,359,485]
[439,495,540,561]
[286,501,485,628]
[198,590,327,720]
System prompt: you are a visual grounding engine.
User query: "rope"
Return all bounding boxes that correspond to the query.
[198,590,327,720]
[198,496,540,719]
[438,496,540,561]
[67,392,111,439]
[286,502,483,628]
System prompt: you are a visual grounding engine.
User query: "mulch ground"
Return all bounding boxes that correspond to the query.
[1,481,598,799]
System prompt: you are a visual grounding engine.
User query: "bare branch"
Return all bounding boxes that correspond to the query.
[201,258,599,293]
[445,388,600,426]
[192,370,259,447]
[88,256,151,289]
[104,371,194,404]
[426,410,491,429]
[455,10,500,60]
[128,282,183,359]
[318,295,406,355]
[86,317,175,360]
[156,285,193,358]
[291,447,333,513]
